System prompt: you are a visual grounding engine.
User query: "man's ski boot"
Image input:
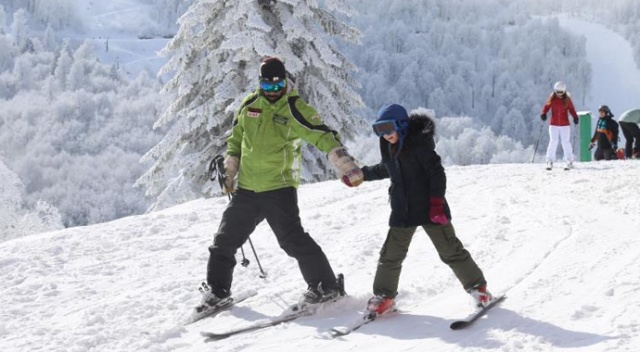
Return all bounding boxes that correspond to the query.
[193,282,231,317]
[294,274,345,311]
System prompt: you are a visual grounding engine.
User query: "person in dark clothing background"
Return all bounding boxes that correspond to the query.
[618,108,640,159]
[353,104,494,317]
[589,105,619,161]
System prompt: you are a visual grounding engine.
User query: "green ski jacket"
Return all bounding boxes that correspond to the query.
[227,89,343,192]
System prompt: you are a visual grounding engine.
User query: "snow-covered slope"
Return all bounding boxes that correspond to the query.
[68,0,171,78]
[2,160,639,352]
[559,16,640,114]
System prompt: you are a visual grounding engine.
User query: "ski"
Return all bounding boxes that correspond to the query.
[450,295,506,330]
[188,289,257,325]
[200,274,346,340]
[330,307,399,338]
[329,312,376,337]
[200,307,314,340]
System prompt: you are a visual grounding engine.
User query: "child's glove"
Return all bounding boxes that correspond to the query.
[429,197,449,225]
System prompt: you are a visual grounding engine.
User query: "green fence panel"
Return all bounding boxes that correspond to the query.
[579,112,592,162]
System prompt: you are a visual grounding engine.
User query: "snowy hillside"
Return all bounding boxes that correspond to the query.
[69,0,174,78]
[2,161,639,352]
[559,16,640,114]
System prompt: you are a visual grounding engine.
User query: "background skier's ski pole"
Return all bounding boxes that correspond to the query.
[532,122,544,163]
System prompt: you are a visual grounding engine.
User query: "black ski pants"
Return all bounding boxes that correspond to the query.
[620,121,640,158]
[594,133,615,160]
[207,187,337,292]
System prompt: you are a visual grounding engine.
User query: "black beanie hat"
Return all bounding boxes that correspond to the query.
[260,57,286,82]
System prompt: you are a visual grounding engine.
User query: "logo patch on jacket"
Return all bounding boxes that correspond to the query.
[247,108,261,118]
[273,115,288,125]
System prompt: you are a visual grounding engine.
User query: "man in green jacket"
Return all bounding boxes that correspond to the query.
[619,108,640,159]
[195,57,363,316]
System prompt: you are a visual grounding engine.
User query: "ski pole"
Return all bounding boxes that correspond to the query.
[247,238,267,278]
[208,154,267,280]
[239,246,250,267]
[532,123,544,163]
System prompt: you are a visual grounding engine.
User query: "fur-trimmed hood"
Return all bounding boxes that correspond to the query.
[405,111,436,148]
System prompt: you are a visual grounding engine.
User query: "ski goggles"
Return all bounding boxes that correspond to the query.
[260,79,286,92]
[372,119,402,137]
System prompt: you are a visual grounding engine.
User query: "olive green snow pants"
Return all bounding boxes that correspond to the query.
[372,223,486,298]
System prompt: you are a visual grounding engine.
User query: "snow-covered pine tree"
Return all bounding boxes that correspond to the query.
[0,159,63,242]
[138,0,366,210]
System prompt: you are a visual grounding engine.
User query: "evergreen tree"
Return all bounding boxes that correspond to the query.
[139,0,365,209]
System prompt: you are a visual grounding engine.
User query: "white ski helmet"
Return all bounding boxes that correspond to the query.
[553,81,567,94]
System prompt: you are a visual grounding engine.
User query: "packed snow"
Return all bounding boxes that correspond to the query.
[2,161,639,352]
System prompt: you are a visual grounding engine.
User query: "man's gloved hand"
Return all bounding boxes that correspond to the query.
[573,117,579,125]
[588,142,595,151]
[223,155,239,194]
[429,197,449,225]
[328,146,364,187]
[540,114,547,122]
[341,171,363,187]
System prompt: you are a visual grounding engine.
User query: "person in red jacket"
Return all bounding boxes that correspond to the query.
[540,81,580,169]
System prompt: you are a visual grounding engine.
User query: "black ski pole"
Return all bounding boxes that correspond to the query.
[532,123,544,163]
[208,154,267,279]
[247,237,267,278]
[239,246,250,267]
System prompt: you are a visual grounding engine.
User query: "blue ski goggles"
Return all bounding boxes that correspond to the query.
[260,79,286,93]
[372,119,403,137]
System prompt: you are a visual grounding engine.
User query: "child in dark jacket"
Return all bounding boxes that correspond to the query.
[589,105,619,161]
[358,104,494,316]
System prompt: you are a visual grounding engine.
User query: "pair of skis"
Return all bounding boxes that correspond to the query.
[546,163,572,171]
[198,294,506,340]
[331,295,506,337]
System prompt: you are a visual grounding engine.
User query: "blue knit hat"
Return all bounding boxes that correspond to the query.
[376,104,409,123]
[376,104,410,156]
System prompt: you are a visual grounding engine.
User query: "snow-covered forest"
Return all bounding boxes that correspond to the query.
[0,0,638,238]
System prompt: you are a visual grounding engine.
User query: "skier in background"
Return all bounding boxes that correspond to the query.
[355,104,494,317]
[194,57,364,318]
[588,105,619,161]
[540,81,580,170]
[618,108,640,159]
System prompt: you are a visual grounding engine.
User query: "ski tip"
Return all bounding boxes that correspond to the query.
[449,295,506,330]
[331,327,349,337]
[238,289,259,299]
[449,321,469,330]
[201,331,231,341]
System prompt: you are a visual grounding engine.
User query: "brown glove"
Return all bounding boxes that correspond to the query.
[328,146,364,187]
[223,155,239,193]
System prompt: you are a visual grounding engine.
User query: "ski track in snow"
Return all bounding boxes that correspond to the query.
[1,161,639,352]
